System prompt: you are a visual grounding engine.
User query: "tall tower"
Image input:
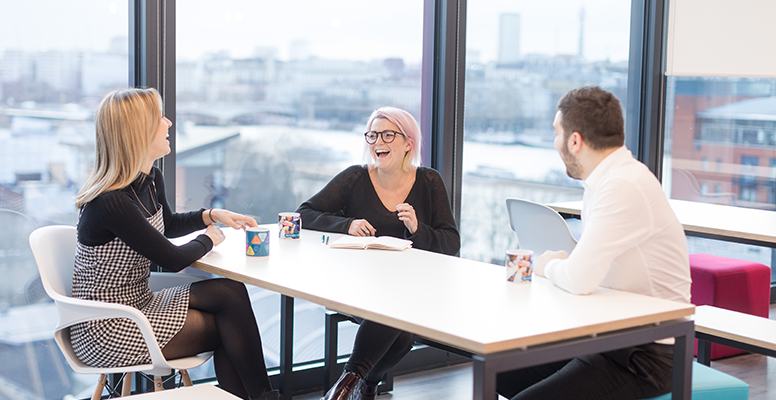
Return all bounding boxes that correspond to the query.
[578,7,586,59]
[498,13,521,64]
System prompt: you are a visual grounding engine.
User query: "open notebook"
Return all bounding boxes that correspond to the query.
[329,236,413,251]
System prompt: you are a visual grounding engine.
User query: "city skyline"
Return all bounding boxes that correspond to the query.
[1,0,631,64]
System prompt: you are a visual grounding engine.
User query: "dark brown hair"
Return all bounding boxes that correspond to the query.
[557,86,624,150]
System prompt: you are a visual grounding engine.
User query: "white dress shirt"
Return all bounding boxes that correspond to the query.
[544,146,691,304]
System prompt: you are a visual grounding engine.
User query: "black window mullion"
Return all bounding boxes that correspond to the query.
[626,0,668,179]
[129,0,176,210]
[424,0,466,226]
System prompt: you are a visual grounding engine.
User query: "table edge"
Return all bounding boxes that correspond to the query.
[193,261,694,355]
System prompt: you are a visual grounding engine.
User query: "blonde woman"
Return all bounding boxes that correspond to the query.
[72,88,277,400]
[297,107,460,400]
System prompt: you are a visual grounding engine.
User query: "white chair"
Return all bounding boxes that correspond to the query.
[505,198,578,256]
[29,225,213,399]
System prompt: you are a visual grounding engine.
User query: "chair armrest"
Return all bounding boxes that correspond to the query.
[149,272,206,292]
[54,297,170,369]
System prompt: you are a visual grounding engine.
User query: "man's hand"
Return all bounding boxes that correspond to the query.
[534,250,568,277]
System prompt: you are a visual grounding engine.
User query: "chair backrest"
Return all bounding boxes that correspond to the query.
[29,225,77,299]
[505,198,577,256]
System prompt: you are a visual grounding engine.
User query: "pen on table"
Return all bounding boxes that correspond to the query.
[325,236,330,245]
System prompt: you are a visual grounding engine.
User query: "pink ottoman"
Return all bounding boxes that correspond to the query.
[690,254,771,360]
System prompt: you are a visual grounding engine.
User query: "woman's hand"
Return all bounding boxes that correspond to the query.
[396,203,418,234]
[205,224,225,246]
[349,219,376,237]
[208,209,258,230]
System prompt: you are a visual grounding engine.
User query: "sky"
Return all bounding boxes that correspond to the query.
[0,0,632,64]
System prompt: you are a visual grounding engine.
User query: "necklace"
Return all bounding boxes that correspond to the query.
[130,181,159,216]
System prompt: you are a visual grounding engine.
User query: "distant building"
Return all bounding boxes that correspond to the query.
[498,14,521,65]
[668,77,776,209]
[81,52,127,97]
[289,39,311,61]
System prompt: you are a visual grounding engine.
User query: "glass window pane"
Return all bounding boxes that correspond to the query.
[462,0,632,264]
[662,76,776,269]
[0,1,129,398]
[176,0,424,369]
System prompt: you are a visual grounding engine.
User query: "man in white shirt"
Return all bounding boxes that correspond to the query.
[497,87,692,400]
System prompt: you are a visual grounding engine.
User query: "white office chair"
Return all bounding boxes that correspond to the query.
[505,198,578,256]
[29,225,213,399]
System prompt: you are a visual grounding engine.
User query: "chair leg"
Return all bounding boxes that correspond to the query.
[377,370,394,394]
[154,376,164,392]
[122,372,133,396]
[92,374,107,400]
[180,369,193,387]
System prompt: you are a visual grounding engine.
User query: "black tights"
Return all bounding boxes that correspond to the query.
[162,278,272,400]
[344,319,414,386]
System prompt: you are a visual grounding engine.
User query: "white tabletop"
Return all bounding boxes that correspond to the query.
[549,199,776,246]
[129,385,240,399]
[186,225,693,355]
[694,305,776,351]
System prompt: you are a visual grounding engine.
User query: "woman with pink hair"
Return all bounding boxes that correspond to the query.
[297,106,460,400]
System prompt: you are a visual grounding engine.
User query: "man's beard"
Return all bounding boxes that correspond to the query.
[560,144,582,180]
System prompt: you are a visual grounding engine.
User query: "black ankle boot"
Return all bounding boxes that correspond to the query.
[356,381,377,400]
[321,371,362,400]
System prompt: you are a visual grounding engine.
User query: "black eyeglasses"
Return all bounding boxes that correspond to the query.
[364,130,406,144]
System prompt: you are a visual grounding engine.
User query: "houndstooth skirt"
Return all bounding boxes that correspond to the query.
[70,206,191,368]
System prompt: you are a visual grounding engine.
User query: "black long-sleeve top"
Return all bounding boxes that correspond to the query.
[297,165,460,256]
[77,166,212,272]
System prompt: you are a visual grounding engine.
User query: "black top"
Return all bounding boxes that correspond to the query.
[77,166,212,272]
[297,165,460,256]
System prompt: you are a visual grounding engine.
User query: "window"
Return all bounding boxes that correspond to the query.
[460,0,632,264]
[176,0,424,370]
[0,1,129,398]
[664,77,776,209]
[662,76,776,270]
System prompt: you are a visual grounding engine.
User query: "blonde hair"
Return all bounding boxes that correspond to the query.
[362,107,422,171]
[75,88,163,209]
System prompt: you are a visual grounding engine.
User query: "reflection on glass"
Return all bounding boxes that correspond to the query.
[662,76,776,269]
[176,0,423,369]
[461,0,631,264]
[0,1,129,398]
[663,76,776,209]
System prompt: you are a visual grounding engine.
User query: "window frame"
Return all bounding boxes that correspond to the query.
[127,0,674,395]
[128,0,471,394]
[626,0,669,178]
[130,0,177,207]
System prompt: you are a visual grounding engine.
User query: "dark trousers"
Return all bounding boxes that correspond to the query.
[344,319,414,386]
[496,343,674,400]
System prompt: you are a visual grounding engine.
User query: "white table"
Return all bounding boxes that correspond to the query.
[549,199,776,247]
[187,225,695,400]
[694,305,776,365]
[129,384,239,399]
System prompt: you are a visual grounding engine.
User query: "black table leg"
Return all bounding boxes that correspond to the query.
[472,357,498,400]
[280,295,294,400]
[697,338,711,366]
[672,324,694,400]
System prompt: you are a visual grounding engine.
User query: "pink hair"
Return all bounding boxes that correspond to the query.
[362,106,422,170]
